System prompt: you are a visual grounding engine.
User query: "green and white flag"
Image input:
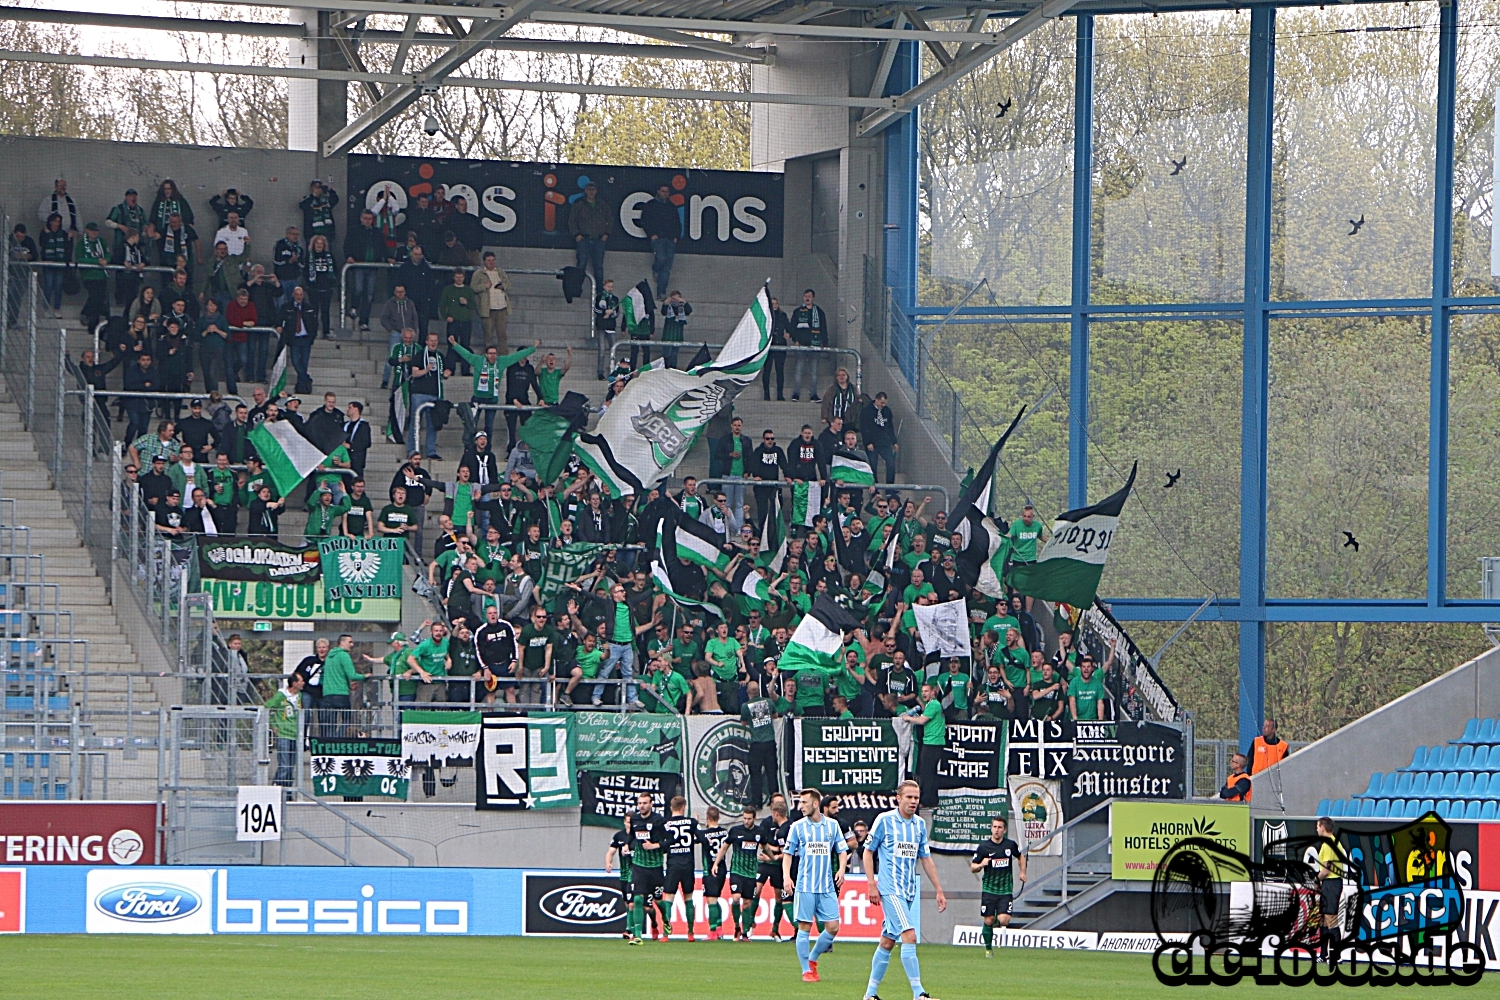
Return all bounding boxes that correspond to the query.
[401,710,481,767]
[730,559,771,604]
[267,344,290,399]
[675,516,732,572]
[537,542,610,603]
[829,448,875,487]
[954,409,1023,598]
[576,285,772,497]
[758,490,786,574]
[652,519,725,619]
[792,480,822,528]
[621,279,653,337]
[310,738,409,799]
[1010,463,1137,609]
[249,419,328,499]
[319,536,404,603]
[778,595,859,674]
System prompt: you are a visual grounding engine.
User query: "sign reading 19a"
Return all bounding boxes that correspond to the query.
[235,785,284,843]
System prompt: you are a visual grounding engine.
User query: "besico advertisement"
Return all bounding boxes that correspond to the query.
[522,871,892,941]
[4,866,524,935]
[0,803,158,866]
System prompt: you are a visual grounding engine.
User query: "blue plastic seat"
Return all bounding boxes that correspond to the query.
[1359,773,1382,798]
[1382,772,1401,796]
[1419,798,1436,815]
[1395,771,1415,797]
[1316,798,1331,816]
[1467,800,1483,820]
[1459,719,1481,744]
[1404,746,1429,771]
[1393,799,1411,817]
[1483,801,1498,820]
[1479,773,1498,799]
[1459,745,1476,770]
[1474,746,1492,771]
[1440,746,1461,770]
[1410,772,1430,797]
[1458,772,1477,799]
[1359,799,1377,817]
[1374,799,1391,818]
[1438,799,1455,818]
[1481,719,1498,744]
[1442,772,1461,797]
[1331,798,1347,816]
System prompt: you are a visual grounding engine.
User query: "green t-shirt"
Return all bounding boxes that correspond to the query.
[740,698,777,743]
[411,637,449,678]
[538,367,564,405]
[576,647,605,679]
[672,638,703,674]
[379,504,416,533]
[518,624,559,672]
[1009,519,1043,561]
[344,494,373,536]
[611,603,634,644]
[993,646,1030,688]
[388,648,416,698]
[265,689,299,740]
[451,481,476,529]
[448,639,480,678]
[938,671,970,711]
[920,698,946,745]
[1070,671,1107,721]
[646,669,689,712]
[903,582,936,605]
[793,667,830,710]
[704,636,742,681]
[983,614,1021,641]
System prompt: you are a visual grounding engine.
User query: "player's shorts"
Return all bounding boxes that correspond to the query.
[794,890,841,925]
[730,873,759,898]
[702,872,726,898]
[1319,878,1341,916]
[880,893,918,940]
[663,865,695,898]
[631,866,664,899]
[756,864,784,892]
[980,893,1013,918]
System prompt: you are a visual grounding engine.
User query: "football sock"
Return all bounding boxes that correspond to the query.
[982,924,993,949]
[732,900,742,932]
[797,929,813,973]
[810,929,836,961]
[709,900,722,930]
[743,900,757,935]
[867,944,893,997]
[900,941,923,997]
[630,896,644,937]
[685,900,695,933]
[657,900,671,932]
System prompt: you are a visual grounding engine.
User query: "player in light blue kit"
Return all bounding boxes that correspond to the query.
[782,787,850,982]
[862,780,947,1000]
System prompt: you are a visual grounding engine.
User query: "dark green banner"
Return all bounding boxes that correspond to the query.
[795,719,900,796]
[571,712,684,774]
[197,537,320,584]
[309,737,409,799]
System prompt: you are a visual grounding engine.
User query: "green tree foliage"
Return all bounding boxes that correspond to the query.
[0,21,117,140]
[919,7,1500,739]
[565,60,750,169]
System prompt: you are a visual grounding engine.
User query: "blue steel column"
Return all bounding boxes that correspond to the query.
[1239,6,1276,752]
[1428,0,1458,607]
[1068,15,1095,509]
[883,41,920,316]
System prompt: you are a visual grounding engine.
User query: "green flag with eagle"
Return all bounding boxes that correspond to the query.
[576,285,773,497]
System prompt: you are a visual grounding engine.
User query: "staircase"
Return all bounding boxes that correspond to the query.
[0,385,162,736]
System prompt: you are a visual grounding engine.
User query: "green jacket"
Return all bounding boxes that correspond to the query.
[265,689,300,740]
[567,196,612,240]
[439,284,476,322]
[73,233,107,282]
[168,461,209,500]
[321,647,365,697]
[447,342,535,403]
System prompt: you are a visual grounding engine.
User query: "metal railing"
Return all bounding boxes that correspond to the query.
[609,341,863,395]
[1012,797,1114,917]
[409,399,545,456]
[340,262,594,343]
[697,476,951,513]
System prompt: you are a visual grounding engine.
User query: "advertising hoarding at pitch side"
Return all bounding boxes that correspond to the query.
[0,802,158,865]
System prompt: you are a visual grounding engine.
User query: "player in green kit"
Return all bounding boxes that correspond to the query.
[700,806,731,940]
[970,816,1024,956]
[605,812,635,940]
[716,805,765,940]
[627,792,669,944]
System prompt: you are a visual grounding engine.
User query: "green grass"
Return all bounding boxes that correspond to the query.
[5,936,1498,999]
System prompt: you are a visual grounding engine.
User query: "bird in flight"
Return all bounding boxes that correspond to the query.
[1348,214,1365,236]
[1342,531,1359,552]
[1163,470,1181,489]
[1169,156,1187,176]
[995,98,1012,119]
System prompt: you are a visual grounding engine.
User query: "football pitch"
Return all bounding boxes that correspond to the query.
[5,936,1500,999]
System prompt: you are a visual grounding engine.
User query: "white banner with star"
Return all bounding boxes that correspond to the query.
[476,714,580,810]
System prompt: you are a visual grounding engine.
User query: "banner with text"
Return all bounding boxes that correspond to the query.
[1006,776,1063,857]
[935,720,1006,791]
[197,537,320,585]
[476,715,579,810]
[309,738,409,799]
[930,789,1010,854]
[319,537,404,605]
[1110,800,1250,881]
[579,771,684,828]
[1006,717,1186,820]
[794,719,901,796]
[348,155,784,258]
[401,710,481,768]
[687,716,779,816]
[572,712,684,775]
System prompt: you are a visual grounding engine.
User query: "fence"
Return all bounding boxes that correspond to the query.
[608,341,863,395]
[340,262,593,343]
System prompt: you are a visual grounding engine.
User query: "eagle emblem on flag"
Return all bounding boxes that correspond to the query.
[338,550,382,584]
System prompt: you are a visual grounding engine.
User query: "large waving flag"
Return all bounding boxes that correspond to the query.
[576,285,773,497]
[1010,462,1138,608]
[829,447,875,487]
[953,408,1024,598]
[730,557,771,605]
[652,515,724,619]
[249,419,328,498]
[758,490,786,574]
[674,514,733,572]
[792,480,822,528]
[621,279,654,337]
[778,595,860,674]
[267,344,290,399]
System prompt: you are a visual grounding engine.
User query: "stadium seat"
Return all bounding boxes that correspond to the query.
[1440,772,1460,797]
[1484,801,1499,820]
[1374,799,1390,818]
[1457,772,1476,799]
[1404,746,1428,771]
[1382,772,1401,796]
[1439,746,1460,770]
[1316,798,1331,816]
[1474,746,1493,771]
[1358,799,1376,817]
[1438,800,1455,818]
[1478,773,1498,799]
[1395,771,1415,797]
[1458,745,1476,770]
[1481,719,1497,744]
[1409,772,1430,797]
[1359,773,1381,798]
[1419,798,1436,815]
[1458,719,1480,744]
[1467,801,1483,820]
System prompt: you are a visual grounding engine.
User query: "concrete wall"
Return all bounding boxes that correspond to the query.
[1250,644,1500,816]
